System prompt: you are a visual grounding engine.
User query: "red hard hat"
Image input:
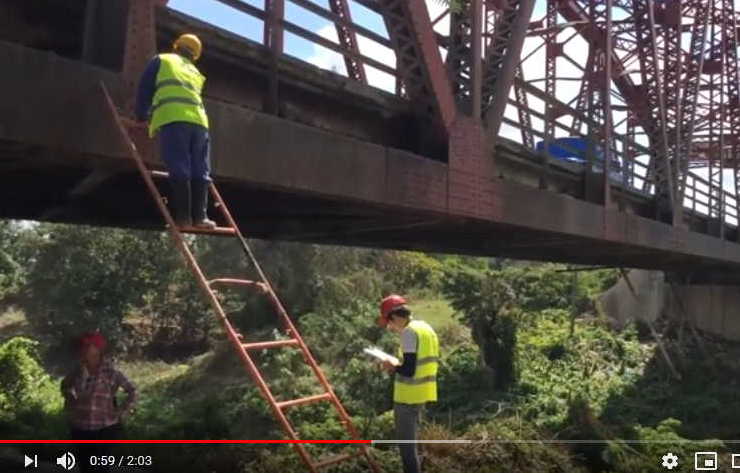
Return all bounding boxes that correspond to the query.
[377,294,407,327]
[79,332,107,352]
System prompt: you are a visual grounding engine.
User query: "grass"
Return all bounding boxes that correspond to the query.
[119,360,190,390]
[409,298,456,328]
[408,296,470,351]
[0,307,29,342]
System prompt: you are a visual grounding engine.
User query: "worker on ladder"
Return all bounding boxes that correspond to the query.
[135,33,216,229]
[377,295,440,473]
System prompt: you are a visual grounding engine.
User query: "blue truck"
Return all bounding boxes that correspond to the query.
[535,137,623,180]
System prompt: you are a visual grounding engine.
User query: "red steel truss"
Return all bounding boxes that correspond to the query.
[120,0,740,235]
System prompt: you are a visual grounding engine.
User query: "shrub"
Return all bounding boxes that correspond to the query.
[606,418,724,473]
[433,344,487,416]
[0,337,66,438]
[435,322,470,348]
[516,311,652,431]
[375,251,444,293]
[423,416,586,473]
[299,300,392,363]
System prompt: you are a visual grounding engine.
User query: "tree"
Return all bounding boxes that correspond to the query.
[21,224,185,350]
[0,221,26,301]
[442,268,520,389]
[435,0,466,13]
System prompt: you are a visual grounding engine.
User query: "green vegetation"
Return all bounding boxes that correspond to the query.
[0,337,66,439]
[408,298,455,329]
[0,221,738,472]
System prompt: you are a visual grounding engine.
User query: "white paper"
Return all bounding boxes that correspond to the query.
[363,346,399,366]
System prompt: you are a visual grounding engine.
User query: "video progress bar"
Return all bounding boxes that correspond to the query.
[374,440,740,445]
[0,440,371,445]
[6,439,740,445]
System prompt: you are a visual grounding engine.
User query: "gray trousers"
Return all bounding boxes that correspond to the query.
[394,403,424,473]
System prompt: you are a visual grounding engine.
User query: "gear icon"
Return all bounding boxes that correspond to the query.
[661,452,679,470]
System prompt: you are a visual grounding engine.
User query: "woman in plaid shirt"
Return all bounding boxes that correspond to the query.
[61,332,137,472]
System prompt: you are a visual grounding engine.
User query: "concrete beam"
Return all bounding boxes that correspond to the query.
[4,39,740,272]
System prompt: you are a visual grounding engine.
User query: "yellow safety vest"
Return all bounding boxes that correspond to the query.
[394,319,439,404]
[149,53,209,137]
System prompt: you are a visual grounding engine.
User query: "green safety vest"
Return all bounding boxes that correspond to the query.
[149,53,209,137]
[394,319,439,404]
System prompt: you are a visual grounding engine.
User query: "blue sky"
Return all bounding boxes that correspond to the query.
[168,0,390,67]
[167,0,547,89]
[168,1,548,51]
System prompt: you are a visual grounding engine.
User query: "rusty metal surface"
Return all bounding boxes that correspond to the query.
[4,0,740,276]
[376,0,457,131]
[5,47,740,272]
[122,0,158,97]
[481,0,536,146]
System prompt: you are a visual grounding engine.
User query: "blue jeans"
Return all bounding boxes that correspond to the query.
[159,122,211,183]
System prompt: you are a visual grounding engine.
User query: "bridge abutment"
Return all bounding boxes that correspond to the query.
[600,270,740,342]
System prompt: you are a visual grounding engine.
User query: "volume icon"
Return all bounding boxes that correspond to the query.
[56,452,76,471]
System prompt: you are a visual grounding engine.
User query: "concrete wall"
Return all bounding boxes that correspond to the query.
[664,284,740,341]
[599,270,665,328]
[599,269,740,341]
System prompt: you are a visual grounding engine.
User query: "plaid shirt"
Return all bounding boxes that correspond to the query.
[61,361,137,431]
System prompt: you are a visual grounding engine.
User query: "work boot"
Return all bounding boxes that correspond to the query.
[191,179,217,229]
[169,180,192,228]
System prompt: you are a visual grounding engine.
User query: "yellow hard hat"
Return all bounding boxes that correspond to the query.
[173,33,202,61]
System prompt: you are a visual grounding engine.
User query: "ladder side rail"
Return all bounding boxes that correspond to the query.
[101,83,318,472]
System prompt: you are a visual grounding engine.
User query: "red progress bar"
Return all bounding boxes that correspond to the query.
[0,440,371,444]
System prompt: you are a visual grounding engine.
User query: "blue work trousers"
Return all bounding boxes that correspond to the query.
[159,122,211,182]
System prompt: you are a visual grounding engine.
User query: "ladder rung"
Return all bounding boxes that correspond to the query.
[312,451,362,469]
[243,339,299,350]
[99,82,384,473]
[276,392,333,410]
[180,226,236,236]
[209,278,259,287]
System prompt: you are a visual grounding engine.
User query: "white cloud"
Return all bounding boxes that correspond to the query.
[427,0,450,34]
[357,33,396,93]
[304,24,397,93]
[303,25,347,75]
[304,1,447,94]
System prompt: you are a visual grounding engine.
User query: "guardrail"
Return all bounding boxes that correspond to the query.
[185,0,398,90]
[503,106,740,229]
[173,1,740,231]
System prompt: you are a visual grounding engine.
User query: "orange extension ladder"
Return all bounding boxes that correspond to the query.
[101,83,381,473]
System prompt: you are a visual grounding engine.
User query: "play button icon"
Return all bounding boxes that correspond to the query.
[24,454,38,468]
